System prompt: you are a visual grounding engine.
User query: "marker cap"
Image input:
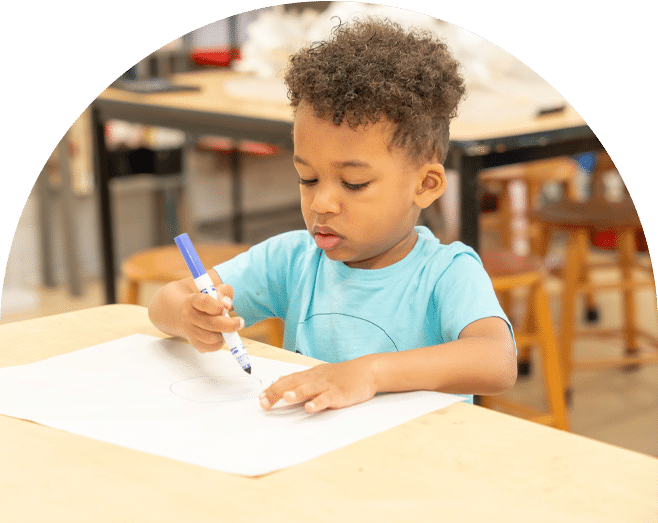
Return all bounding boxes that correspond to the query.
[175,233,206,279]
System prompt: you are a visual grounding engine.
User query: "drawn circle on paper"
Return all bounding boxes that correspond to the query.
[170,375,264,403]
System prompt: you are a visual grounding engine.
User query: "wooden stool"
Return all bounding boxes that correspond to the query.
[120,243,285,348]
[531,199,658,396]
[479,249,569,431]
[479,157,579,250]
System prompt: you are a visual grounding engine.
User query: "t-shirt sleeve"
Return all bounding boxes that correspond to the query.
[433,252,513,344]
[213,234,296,327]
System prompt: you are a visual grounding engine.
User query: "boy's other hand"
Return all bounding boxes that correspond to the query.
[180,284,244,353]
[259,358,377,413]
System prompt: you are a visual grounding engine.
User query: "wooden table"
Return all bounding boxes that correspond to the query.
[1,305,655,522]
[92,70,600,303]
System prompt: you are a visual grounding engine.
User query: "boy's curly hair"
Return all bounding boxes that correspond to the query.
[284,17,466,164]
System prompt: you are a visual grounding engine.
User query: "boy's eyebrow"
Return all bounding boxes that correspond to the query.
[293,155,371,169]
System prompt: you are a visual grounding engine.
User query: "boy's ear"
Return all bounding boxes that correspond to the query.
[414,163,447,209]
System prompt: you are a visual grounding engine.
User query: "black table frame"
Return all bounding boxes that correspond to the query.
[92,97,600,303]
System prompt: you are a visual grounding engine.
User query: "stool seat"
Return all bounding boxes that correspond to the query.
[532,200,640,230]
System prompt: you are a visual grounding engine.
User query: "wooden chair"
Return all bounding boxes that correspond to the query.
[530,152,658,400]
[479,157,580,251]
[479,249,569,431]
[120,243,285,347]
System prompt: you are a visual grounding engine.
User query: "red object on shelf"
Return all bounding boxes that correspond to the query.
[196,136,279,157]
[591,229,648,252]
[191,47,241,67]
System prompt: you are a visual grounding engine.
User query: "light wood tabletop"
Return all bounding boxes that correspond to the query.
[1,305,656,522]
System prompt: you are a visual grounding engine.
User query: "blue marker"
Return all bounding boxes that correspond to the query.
[174,233,252,374]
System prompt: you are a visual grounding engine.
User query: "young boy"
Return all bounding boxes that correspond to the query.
[149,18,517,412]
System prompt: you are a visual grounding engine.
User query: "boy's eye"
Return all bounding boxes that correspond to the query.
[343,181,370,191]
[298,177,317,186]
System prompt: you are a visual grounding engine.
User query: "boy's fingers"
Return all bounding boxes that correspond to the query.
[199,313,244,334]
[216,284,235,303]
[304,391,334,413]
[192,339,224,353]
[258,391,277,410]
[186,296,243,333]
[185,323,224,346]
[190,293,225,315]
[283,382,325,404]
[181,322,224,353]
[259,376,326,410]
[259,378,289,409]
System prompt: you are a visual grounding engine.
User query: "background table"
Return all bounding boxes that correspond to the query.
[1,305,655,522]
[92,70,600,303]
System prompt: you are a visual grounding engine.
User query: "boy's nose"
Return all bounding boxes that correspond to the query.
[310,186,340,214]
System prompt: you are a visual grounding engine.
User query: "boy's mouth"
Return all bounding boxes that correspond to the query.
[313,227,342,250]
[314,233,341,250]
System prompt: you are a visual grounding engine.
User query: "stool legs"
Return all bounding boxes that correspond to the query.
[559,230,589,395]
[122,279,140,305]
[619,229,638,360]
[531,282,569,431]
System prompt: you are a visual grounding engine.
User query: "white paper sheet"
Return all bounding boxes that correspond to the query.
[0,334,464,476]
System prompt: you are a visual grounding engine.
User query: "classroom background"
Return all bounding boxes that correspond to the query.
[2,2,657,457]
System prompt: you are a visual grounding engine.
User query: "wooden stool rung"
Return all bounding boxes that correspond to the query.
[574,328,631,339]
[577,279,655,293]
[637,330,658,346]
[574,328,658,343]
[572,354,658,371]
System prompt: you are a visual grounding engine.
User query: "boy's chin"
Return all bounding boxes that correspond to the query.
[320,247,357,265]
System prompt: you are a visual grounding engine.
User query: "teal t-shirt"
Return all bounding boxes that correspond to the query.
[216,226,512,403]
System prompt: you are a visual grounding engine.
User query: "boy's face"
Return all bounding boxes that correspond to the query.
[293,102,434,270]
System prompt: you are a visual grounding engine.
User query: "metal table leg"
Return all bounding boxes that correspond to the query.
[229,148,244,242]
[458,154,483,252]
[91,105,117,304]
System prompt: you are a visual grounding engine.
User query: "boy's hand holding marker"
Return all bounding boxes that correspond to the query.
[180,286,244,354]
[173,233,251,374]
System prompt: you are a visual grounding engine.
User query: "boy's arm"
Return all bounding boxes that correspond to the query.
[369,316,517,395]
[259,316,516,412]
[148,269,244,353]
